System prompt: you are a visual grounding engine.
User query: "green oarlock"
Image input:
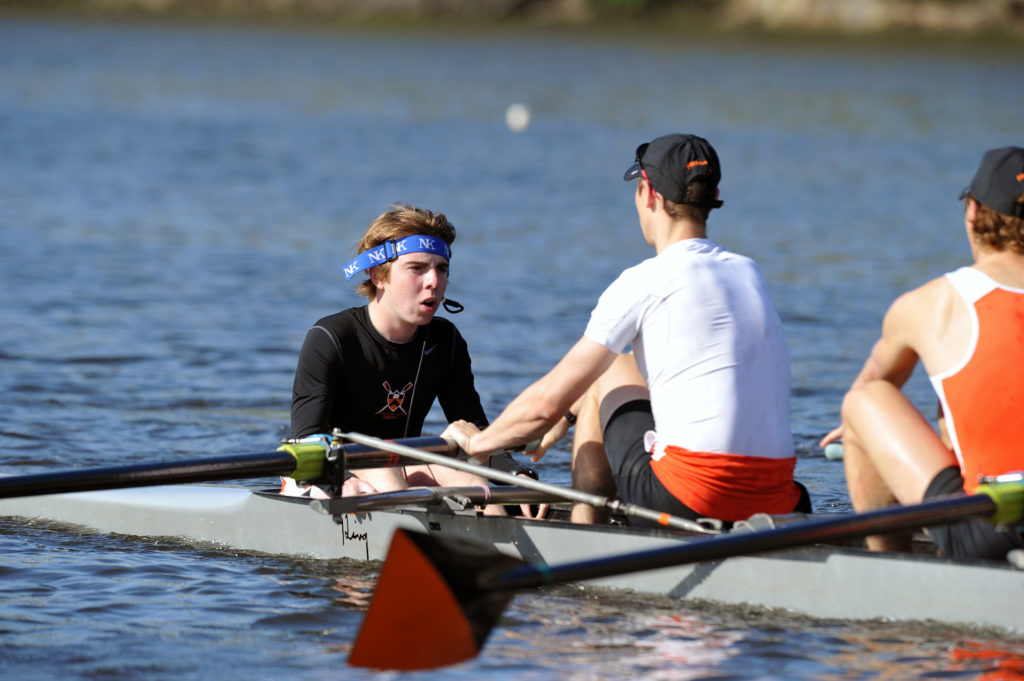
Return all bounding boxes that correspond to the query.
[276,441,328,482]
[976,477,1024,526]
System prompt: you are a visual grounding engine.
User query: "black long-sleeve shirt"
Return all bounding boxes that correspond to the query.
[291,306,526,475]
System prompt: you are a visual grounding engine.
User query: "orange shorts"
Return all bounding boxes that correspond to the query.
[651,446,801,521]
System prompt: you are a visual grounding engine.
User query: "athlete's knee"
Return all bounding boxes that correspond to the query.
[841,380,902,426]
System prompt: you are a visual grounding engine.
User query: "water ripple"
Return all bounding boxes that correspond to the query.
[2,16,1023,681]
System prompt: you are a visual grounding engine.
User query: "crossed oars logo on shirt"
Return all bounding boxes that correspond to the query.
[378,381,413,414]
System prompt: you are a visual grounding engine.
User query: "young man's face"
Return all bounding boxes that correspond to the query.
[375,252,450,332]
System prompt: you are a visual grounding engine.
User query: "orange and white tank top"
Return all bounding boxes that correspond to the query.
[929,267,1024,491]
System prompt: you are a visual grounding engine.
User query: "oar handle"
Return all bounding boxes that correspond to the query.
[342,436,457,469]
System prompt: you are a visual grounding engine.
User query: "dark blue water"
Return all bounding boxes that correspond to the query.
[1,15,1023,680]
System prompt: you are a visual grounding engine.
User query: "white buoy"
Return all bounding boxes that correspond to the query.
[505,103,531,132]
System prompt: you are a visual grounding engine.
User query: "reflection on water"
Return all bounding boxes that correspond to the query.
[1,15,1023,681]
[951,642,1024,681]
[329,573,377,610]
[478,587,1024,681]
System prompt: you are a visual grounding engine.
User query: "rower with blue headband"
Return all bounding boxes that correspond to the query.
[342,233,462,313]
[288,203,543,513]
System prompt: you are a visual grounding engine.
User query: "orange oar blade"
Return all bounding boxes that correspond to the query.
[348,528,520,670]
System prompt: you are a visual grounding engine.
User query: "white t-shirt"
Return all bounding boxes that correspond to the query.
[583,238,793,458]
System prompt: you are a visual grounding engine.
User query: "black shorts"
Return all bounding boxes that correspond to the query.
[923,466,1024,560]
[603,400,811,528]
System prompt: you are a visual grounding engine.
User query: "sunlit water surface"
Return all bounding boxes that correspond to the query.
[1,15,1023,680]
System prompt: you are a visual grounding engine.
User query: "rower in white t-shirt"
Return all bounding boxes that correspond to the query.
[443,133,809,526]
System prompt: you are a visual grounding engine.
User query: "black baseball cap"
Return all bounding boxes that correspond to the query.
[960,146,1024,218]
[623,133,724,208]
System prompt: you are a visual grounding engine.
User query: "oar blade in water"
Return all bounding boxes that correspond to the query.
[348,528,519,670]
[348,482,1022,670]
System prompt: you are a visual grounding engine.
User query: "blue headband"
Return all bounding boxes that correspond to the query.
[342,235,452,281]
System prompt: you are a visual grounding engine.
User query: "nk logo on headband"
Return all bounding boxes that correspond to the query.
[343,235,452,280]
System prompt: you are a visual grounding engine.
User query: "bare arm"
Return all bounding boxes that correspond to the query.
[851,301,921,390]
[444,337,616,461]
[819,288,927,447]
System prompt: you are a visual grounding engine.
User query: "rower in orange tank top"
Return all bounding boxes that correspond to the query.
[820,146,1024,560]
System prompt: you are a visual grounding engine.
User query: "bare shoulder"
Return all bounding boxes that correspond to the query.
[884,277,946,326]
[886,275,965,371]
[881,277,956,346]
[891,275,958,315]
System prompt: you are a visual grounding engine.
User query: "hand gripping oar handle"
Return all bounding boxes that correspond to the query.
[336,432,716,534]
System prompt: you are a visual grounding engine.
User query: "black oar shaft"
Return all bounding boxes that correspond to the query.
[341,436,455,470]
[486,493,997,590]
[0,436,460,499]
[0,451,298,498]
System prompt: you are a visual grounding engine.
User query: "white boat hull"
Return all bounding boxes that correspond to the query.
[2,484,1021,636]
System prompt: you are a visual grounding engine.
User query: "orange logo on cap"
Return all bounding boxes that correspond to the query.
[1016,172,1024,182]
[686,160,710,170]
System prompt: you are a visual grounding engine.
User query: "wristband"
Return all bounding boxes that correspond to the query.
[513,464,539,480]
[565,412,577,425]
